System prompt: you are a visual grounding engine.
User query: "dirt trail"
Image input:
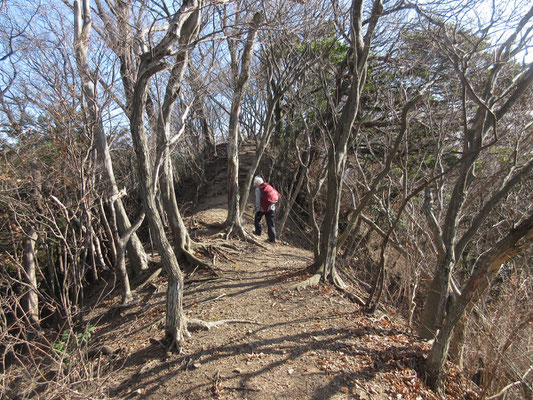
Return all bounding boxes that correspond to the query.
[86,145,474,400]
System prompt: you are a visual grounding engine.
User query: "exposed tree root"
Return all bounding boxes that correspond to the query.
[219,223,267,248]
[115,297,140,308]
[287,269,364,306]
[336,287,366,306]
[288,271,346,291]
[166,338,183,354]
[149,333,184,354]
[150,316,261,339]
[135,268,162,292]
[330,271,348,290]
[180,249,219,276]
[221,223,245,240]
[186,239,224,259]
[219,243,239,251]
[340,269,372,291]
[120,292,134,306]
[205,242,235,260]
[288,273,322,290]
[164,331,185,354]
[189,241,216,254]
[185,318,262,335]
[195,220,227,232]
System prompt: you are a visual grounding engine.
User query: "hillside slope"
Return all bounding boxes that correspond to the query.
[9,144,479,400]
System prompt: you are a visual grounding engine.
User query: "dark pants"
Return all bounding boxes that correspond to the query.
[254,210,276,242]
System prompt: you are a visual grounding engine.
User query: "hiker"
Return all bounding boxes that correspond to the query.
[253,176,281,243]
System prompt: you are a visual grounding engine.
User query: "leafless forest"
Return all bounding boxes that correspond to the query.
[1,0,532,398]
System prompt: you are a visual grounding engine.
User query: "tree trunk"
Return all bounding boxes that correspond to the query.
[115,201,149,274]
[417,22,533,346]
[418,119,481,337]
[22,227,39,327]
[425,213,533,393]
[448,314,465,368]
[277,156,307,236]
[116,211,145,305]
[200,107,216,154]
[418,262,450,339]
[160,154,192,252]
[127,0,202,350]
[156,14,201,256]
[190,64,216,155]
[239,92,282,216]
[99,198,117,266]
[131,80,187,350]
[311,0,382,286]
[317,148,348,287]
[73,0,149,276]
[224,12,263,235]
[225,127,242,230]
[116,244,132,304]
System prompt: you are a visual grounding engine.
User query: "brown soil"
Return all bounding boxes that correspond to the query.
[82,146,479,400]
[8,144,479,399]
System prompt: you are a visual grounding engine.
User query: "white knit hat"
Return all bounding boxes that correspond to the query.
[254,176,264,186]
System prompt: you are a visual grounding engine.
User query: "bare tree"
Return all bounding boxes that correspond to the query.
[114,210,145,304]
[238,1,326,218]
[294,0,384,289]
[398,2,533,392]
[126,0,203,352]
[426,213,533,392]
[72,0,149,276]
[21,226,39,327]
[92,0,208,269]
[153,4,206,267]
[223,7,263,239]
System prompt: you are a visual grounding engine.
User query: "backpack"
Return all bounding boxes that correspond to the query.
[259,183,281,211]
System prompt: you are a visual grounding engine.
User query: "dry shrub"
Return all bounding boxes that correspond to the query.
[1,278,114,400]
[464,251,533,399]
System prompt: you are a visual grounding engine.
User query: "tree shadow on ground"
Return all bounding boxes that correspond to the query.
[109,316,424,399]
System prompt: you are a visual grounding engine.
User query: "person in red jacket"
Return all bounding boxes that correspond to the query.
[253,176,281,243]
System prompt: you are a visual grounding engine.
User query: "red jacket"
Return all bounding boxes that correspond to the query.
[259,183,281,211]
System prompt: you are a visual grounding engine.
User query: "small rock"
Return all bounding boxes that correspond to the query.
[233,368,243,374]
[192,362,201,369]
[288,368,295,375]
